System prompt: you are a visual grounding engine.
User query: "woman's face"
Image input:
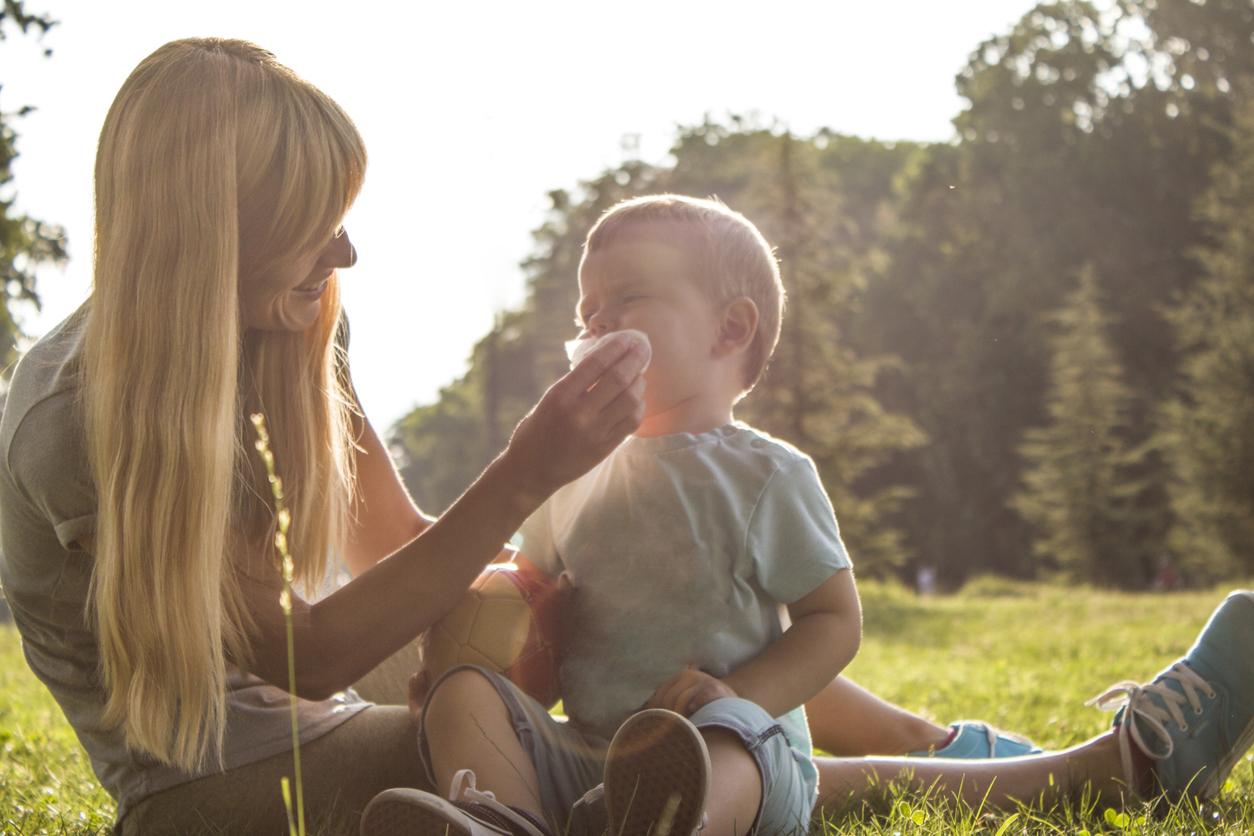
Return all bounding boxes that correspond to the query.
[239,227,356,331]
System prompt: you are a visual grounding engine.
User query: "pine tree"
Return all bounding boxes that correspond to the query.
[1012,266,1147,584]
[1161,94,1254,583]
[664,124,924,576]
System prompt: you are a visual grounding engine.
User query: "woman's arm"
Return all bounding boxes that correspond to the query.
[240,334,648,699]
[342,410,517,573]
[342,409,431,576]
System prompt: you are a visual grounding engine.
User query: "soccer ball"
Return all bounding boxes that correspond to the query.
[421,555,564,708]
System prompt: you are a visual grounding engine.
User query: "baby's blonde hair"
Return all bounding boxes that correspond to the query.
[583,194,784,393]
[84,38,365,771]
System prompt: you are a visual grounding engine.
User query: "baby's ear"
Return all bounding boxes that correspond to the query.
[716,297,759,356]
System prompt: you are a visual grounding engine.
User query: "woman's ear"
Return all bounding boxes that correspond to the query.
[716,297,759,357]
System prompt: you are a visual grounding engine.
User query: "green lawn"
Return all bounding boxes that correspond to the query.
[3,581,1252,834]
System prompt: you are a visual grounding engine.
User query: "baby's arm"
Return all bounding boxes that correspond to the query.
[649,569,861,717]
[723,569,862,717]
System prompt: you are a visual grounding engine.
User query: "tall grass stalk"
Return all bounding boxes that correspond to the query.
[251,413,306,836]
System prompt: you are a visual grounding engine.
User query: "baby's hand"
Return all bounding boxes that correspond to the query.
[647,665,737,716]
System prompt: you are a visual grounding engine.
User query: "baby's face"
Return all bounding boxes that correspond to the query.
[575,239,725,420]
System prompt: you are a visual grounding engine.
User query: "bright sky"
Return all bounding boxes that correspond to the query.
[2,0,1040,431]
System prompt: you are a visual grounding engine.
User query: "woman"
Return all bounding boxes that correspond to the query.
[0,37,648,833]
[2,37,1249,836]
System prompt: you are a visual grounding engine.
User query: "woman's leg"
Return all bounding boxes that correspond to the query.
[817,590,1254,815]
[120,705,426,835]
[806,675,951,756]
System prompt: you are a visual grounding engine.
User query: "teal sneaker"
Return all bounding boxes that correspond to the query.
[1089,590,1254,801]
[908,721,1041,758]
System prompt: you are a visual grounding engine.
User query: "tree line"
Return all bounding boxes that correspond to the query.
[0,1,64,370]
[392,0,1254,589]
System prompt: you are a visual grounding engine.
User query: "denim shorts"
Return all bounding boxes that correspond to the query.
[417,665,817,835]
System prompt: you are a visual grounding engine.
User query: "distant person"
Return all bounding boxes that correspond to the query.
[359,196,1254,835]
[916,564,939,596]
[1154,557,1181,592]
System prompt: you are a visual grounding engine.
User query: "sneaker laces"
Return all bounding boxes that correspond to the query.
[448,769,548,836]
[981,723,998,756]
[1088,663,1217,791]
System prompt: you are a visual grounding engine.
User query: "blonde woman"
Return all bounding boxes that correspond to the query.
[0,38,649,833]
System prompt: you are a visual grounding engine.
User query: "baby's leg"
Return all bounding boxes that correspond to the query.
[806,675,950,755]
[422,666,545,818]
[703,728,763,836]
[815,732,1128,813]
[690,698,816,836]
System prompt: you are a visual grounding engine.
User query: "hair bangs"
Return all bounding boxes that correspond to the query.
[279,90,367,257]
[236,74,366,278]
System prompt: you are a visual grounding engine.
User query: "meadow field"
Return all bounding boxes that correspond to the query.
[2,581,1252,834]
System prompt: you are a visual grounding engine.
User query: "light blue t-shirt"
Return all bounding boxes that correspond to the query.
[518,422,852,794]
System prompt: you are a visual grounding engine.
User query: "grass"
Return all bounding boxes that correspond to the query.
[2,581,1253,833]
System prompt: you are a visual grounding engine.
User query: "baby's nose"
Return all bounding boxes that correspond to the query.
[586,314,612,337]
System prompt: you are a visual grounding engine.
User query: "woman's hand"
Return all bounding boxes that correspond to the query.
[237,340,646,698]
[502,332,648,501]
[648,665,738,716]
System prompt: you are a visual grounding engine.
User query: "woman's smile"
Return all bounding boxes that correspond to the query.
[293,271,333,297]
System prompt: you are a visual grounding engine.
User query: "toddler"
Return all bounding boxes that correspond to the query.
[366,195,860,836]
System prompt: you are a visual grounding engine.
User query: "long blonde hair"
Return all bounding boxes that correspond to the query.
[83,38,366,771]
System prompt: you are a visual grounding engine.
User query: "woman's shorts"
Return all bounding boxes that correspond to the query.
[418,665,817,835]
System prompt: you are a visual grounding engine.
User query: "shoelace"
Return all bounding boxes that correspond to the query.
[1088,663,1217,792]
[980,724,998,756]
[448,769,547,836]
[1089,663,1217,759]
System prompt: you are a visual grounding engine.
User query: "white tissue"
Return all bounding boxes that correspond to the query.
[564,329,652,372]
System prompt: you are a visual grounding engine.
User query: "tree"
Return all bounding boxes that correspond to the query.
[668,126,924,576]
[1012,266,1148,584]
[392,124,925,575]
[392,0,1254,587]
[1160,93,1254,583]
[858,0,1245,583]
[0,1,66,371]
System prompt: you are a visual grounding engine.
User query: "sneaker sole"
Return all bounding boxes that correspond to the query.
[1199,716,1254,798]
[361,788,500,836]
[1196,590,1254,798]
[604,709,710,836]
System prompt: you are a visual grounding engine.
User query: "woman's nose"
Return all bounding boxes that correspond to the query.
[321,227,357,270]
